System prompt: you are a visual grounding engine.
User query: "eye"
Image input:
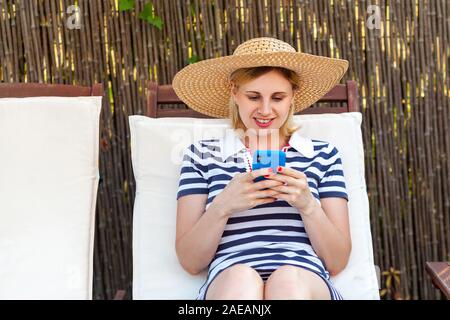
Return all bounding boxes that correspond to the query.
[247,96,283,101]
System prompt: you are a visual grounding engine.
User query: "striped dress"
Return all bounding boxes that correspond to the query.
[176,130,349,300]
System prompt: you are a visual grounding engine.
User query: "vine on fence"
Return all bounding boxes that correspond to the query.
[119,0,163,30]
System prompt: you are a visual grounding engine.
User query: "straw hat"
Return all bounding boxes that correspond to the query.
[172,37,349,118]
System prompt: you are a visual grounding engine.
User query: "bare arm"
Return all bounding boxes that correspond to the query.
[175,194,229,275]
[175,168,282,275]
[301,197,352,276]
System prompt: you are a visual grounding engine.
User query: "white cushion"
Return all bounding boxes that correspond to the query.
[130,112,380,300]
[0,96,102,299]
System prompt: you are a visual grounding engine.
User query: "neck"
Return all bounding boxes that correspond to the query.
[244,134,288,151]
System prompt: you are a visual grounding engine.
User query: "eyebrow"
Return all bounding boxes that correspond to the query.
[245,91,288,95]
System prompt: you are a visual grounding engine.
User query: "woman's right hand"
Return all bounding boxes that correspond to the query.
[211,168,284,217]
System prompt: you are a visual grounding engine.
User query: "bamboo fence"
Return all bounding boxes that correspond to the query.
[0,0,448,300]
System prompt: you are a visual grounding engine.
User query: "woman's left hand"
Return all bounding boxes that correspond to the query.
[266,166,318,214]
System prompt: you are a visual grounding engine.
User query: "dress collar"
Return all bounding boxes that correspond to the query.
[220,129,315,160]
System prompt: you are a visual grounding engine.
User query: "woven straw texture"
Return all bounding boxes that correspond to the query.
[172,37,349,118]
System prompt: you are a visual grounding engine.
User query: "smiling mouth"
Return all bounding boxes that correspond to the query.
[254,118,274,123]
[254,118,275,127]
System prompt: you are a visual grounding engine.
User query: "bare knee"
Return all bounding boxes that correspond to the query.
[206,264,264,300]
[264,265,320,300]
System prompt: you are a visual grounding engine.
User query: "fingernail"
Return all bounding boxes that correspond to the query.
[268,168,273,173]
[264,175,270,178]
[277,166,283,172]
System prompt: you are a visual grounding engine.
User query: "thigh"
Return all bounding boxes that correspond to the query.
[205,264,264,300]
[266,265,331,300]
[297,268,331,300]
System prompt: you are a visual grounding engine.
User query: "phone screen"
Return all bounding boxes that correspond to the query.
[252,150,286,182]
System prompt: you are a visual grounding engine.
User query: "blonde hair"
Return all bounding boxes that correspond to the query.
[228,66,300,140]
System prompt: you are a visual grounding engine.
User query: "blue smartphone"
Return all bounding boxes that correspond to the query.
[252,150,286,183]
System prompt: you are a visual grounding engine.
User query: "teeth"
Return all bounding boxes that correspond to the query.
[256,119,272,124]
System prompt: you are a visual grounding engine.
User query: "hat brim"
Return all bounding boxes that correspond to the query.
[172,52,349,118]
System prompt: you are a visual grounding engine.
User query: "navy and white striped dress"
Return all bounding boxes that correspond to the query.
[176,129,348,300]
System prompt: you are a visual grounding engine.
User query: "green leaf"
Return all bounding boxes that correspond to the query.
[188,55,199,64]
[139,3,163,30]
[149,15,163,30]
[119,0,135,11]
[138,2,153,21]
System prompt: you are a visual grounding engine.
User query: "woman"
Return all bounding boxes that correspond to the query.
[173,37,351,300]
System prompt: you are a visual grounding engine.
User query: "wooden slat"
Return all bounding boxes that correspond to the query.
[147,81,158,118]
[148,80,359,118]
[0,83,103,97]
[154,105,352,118]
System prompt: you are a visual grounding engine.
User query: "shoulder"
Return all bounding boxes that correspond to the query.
[197,138,222,151]
[311,139,341,166]
[289,131,342,160]
[183,138,222,165]
[185,138,221,153]
[310,139,342,160]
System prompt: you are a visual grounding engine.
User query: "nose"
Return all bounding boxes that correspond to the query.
[257,98,272,116]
